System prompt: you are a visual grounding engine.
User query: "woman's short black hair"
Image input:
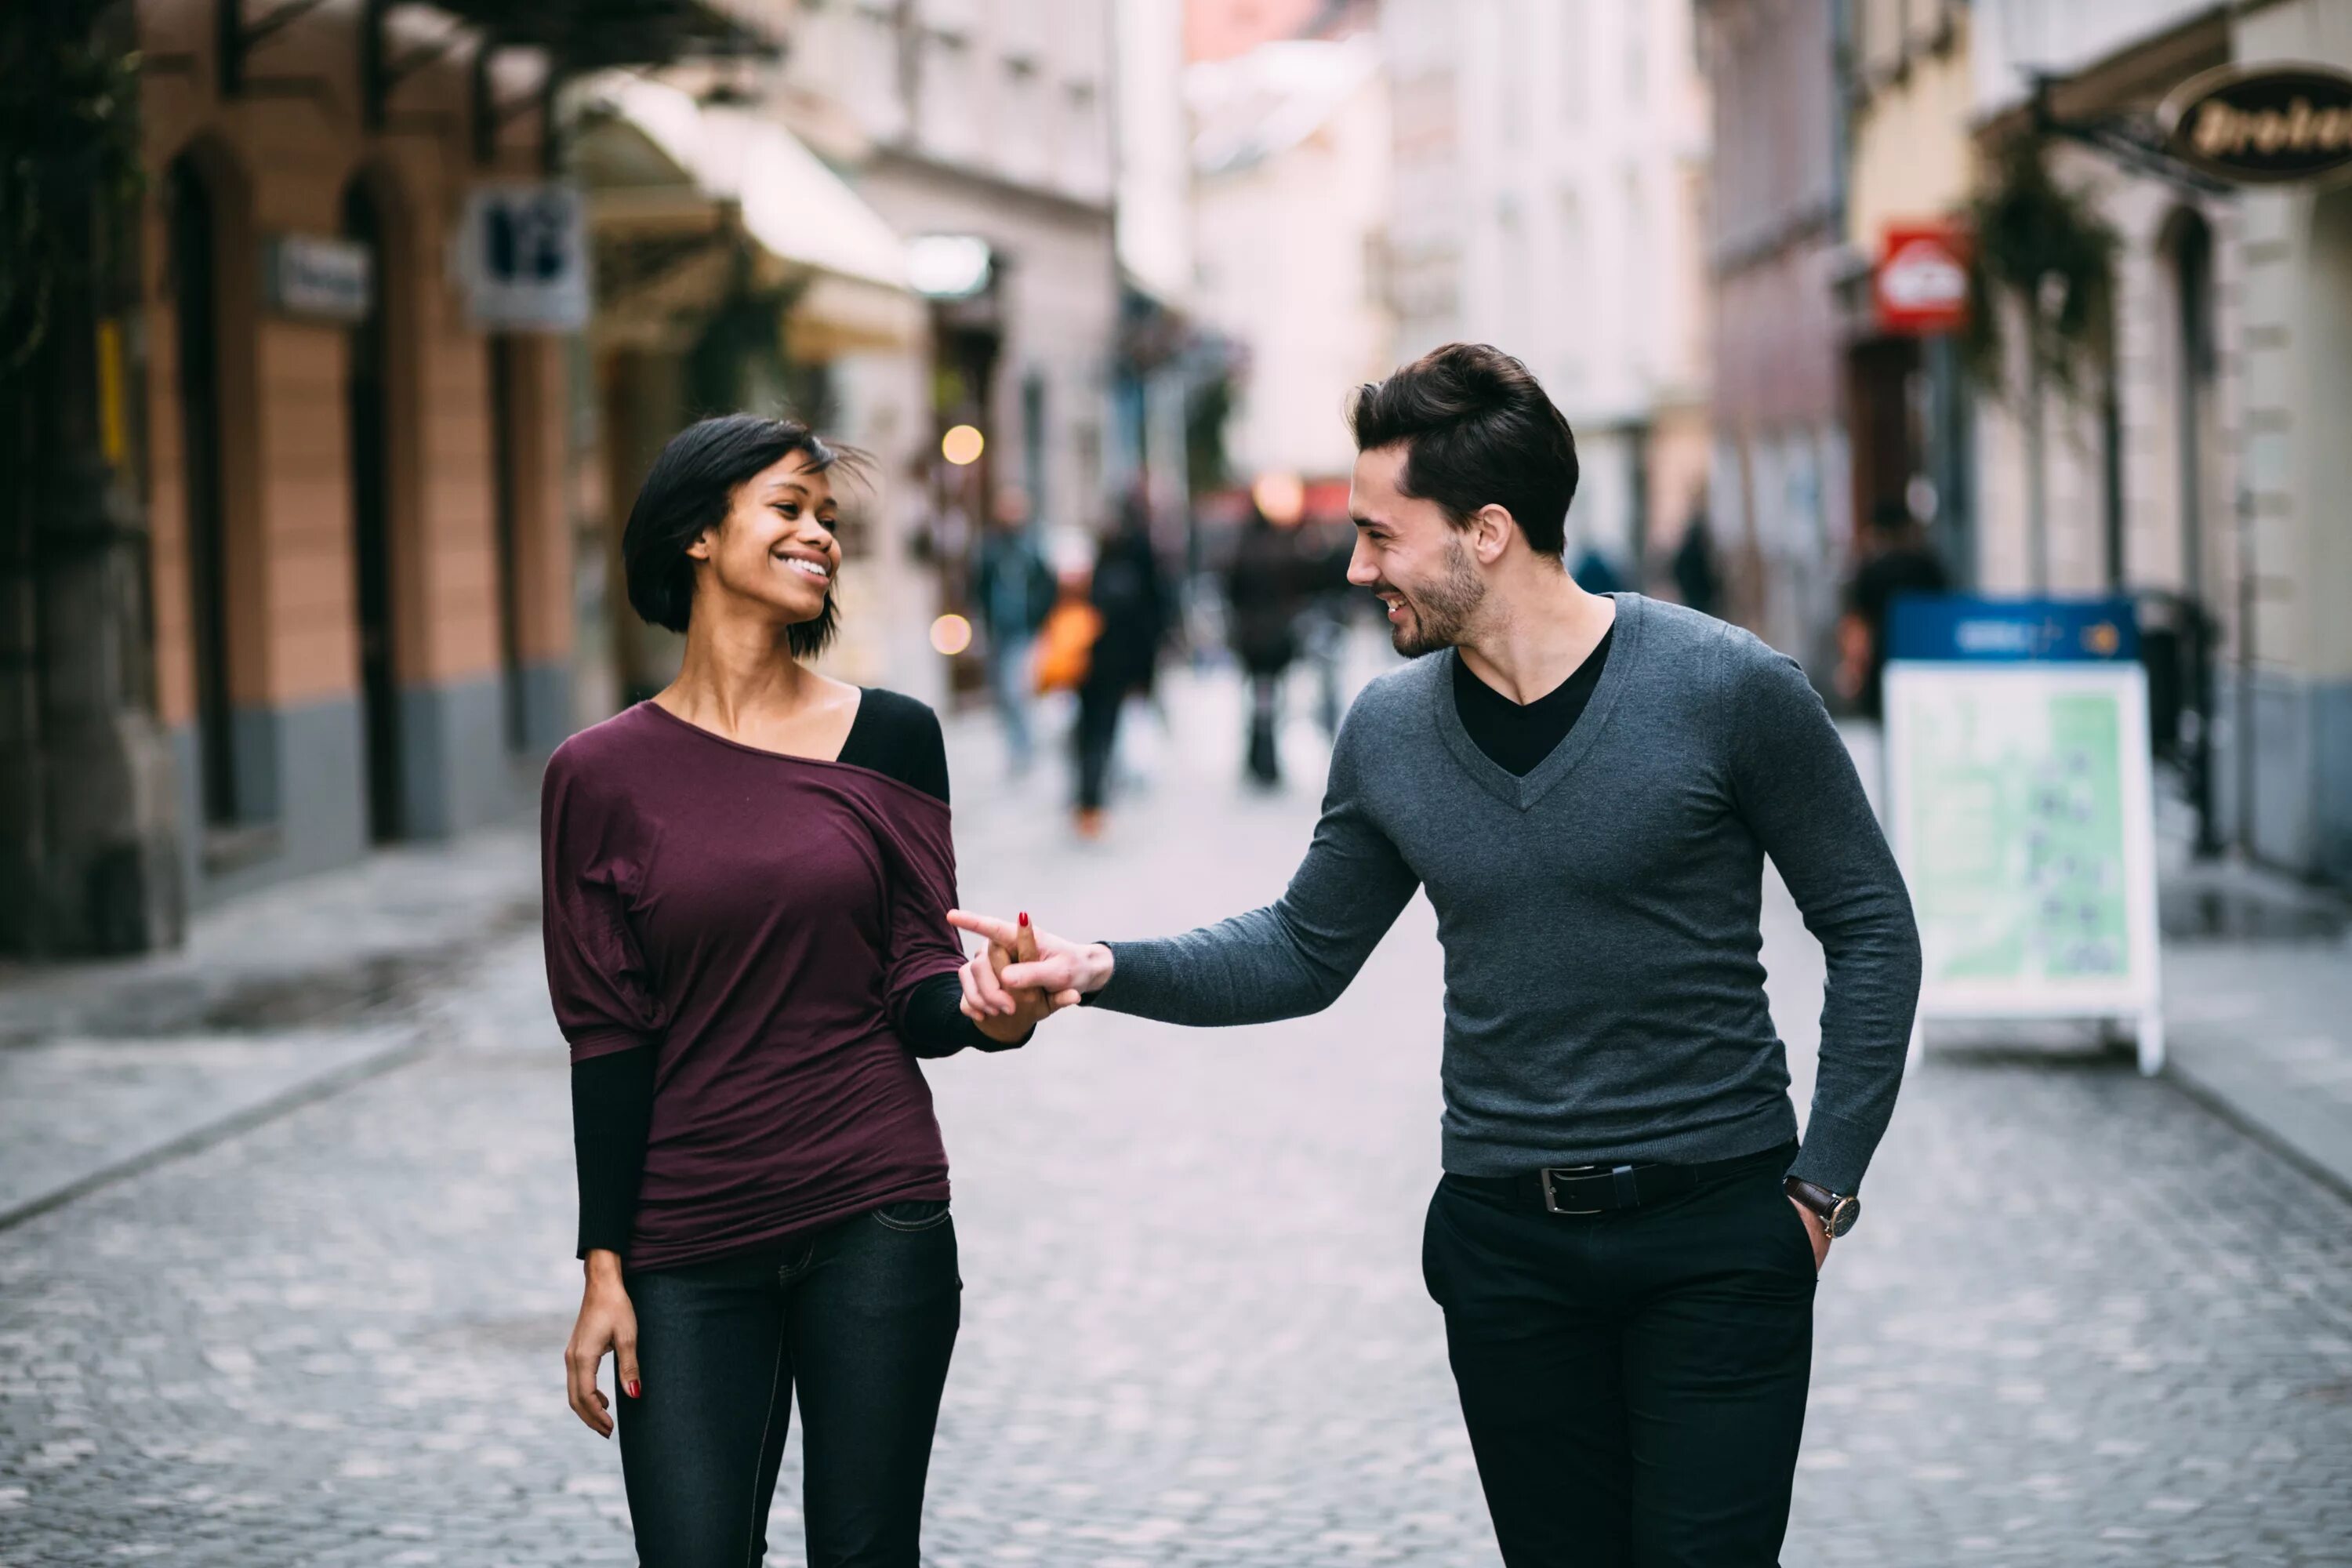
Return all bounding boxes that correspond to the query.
[1348,343,1581,557]
[621,414,862,658]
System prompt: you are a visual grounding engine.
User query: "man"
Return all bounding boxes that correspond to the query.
[970,488,1057,774]
[953,343,1920,1566]
[1225,499,1306,786]
[1838,497,1951,721]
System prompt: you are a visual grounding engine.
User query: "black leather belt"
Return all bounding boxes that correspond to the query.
[1449,1144,1789,1216]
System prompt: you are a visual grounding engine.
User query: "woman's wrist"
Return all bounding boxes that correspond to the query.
[584,1248,626,1287]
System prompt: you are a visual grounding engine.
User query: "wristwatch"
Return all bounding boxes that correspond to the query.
[1784,1177,1860,1238]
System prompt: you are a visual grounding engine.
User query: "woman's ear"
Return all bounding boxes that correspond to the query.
[684,524,716,563]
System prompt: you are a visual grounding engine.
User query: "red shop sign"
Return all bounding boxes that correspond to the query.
[1875,224,1970,336]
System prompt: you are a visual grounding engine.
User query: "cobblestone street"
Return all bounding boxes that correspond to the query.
[4,670,2350,1567]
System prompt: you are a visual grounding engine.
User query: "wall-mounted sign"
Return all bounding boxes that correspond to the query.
[261,234,372,322]
[2160,60,2352,185]
[1875,224,1969,336]
[454,183,590,332]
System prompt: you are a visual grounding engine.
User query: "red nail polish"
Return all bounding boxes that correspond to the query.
[626,1381,641,1399]
[1018,911,1030,927]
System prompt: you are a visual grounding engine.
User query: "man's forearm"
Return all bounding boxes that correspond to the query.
[1090,905,1362,1025]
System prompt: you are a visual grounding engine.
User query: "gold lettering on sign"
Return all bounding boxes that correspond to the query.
[2193,102,2241,156]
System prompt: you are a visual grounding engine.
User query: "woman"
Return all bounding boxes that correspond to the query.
[542,415,1063,1567]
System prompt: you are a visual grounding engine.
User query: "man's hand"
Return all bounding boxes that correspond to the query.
[947,909,1111,1024]
[1790,1197,1830,1272]
[967,917,1062,1044]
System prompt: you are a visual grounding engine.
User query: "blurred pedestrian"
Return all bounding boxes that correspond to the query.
[1570,539,1624,595]
[959,343,1919,1568]
[1072,503,1173,838]
[1298,515,1359,740]
[1838,498,1951,720]
[1670,506,1721,619]
[1227,502,1305,786]
[546,415,1055,1568]
[970,488,1056,775]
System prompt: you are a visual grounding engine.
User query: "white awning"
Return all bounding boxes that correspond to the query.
[578,74,913,299]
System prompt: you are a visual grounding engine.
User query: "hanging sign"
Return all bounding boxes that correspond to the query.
[1875,224,1969,336]
[2160,61,2352,185]
[1882,596,2165,1073]
[454,183,590,331]
[261,234,372,322]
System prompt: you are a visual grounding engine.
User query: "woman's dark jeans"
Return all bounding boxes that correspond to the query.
[617,1200,961,1567]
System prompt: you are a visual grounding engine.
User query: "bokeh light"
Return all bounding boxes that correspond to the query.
[1251,470,1306,526]
[928,612,974,656]
[941,424,985,466]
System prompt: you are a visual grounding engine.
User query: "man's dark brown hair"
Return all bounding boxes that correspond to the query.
[1347,343,1581,557]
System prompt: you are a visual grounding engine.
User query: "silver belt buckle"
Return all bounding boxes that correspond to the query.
[1540,1165,1604,1215]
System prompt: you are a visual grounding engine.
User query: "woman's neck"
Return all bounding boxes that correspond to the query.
[658,612,828,738]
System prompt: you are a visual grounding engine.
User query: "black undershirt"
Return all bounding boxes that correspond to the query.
[1450,623,1615,777]
[570,688,1014,1259]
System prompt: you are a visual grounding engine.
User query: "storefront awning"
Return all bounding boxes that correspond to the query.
[434,0,772,71]
[577,75,920,351]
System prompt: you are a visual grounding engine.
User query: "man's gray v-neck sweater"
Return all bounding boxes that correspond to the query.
[1094,594,1920,1195]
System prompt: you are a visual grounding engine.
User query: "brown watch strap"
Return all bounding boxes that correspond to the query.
[1784,1177,1840,1214]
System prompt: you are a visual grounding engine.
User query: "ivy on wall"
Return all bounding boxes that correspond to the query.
[1962,136,2122,404]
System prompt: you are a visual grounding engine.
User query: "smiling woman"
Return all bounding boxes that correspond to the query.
[550,412,1054,1567]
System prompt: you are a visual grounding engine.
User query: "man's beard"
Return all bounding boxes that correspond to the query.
[1385,537,1486,657]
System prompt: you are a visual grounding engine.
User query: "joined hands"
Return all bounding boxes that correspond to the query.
[946,909,1113,1035]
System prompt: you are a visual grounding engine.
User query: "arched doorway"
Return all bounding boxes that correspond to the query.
[486,334,525,751]
[166,155,238,828]
[2155,208,2223,854]
[2310,186,2352,884]
[2165,211,2217,604]
[343,178,402,842]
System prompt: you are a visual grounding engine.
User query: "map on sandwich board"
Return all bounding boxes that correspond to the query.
[1882,597,2161,1051]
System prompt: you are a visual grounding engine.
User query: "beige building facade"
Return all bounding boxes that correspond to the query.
[136,0,602,909]
[1972,0,2352,886]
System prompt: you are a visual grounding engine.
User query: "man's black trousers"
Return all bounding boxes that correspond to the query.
[1422,1141,1817,1567]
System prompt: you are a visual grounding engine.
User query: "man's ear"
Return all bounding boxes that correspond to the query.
[1470,504,1516,564]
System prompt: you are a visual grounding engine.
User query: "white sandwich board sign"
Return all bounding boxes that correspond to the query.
[1882,596,2165,1073]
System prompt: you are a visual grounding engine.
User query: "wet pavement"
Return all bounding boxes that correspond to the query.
[2,661,2350,1566]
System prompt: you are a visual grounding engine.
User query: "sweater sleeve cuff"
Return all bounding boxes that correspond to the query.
[1787,1105,1882,1195]
[1086,939,1170,1014]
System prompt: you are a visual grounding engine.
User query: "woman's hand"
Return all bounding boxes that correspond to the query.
[565,1250,640,1439]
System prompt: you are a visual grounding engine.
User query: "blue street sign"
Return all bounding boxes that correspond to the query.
[1888,594,2140,663]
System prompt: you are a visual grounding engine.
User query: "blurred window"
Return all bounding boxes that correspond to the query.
[1555,189,1588,390]
[1623,0,1646,111]
[1559,0,1588,124]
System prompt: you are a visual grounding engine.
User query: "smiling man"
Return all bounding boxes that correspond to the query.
[953,343,1922,1566]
